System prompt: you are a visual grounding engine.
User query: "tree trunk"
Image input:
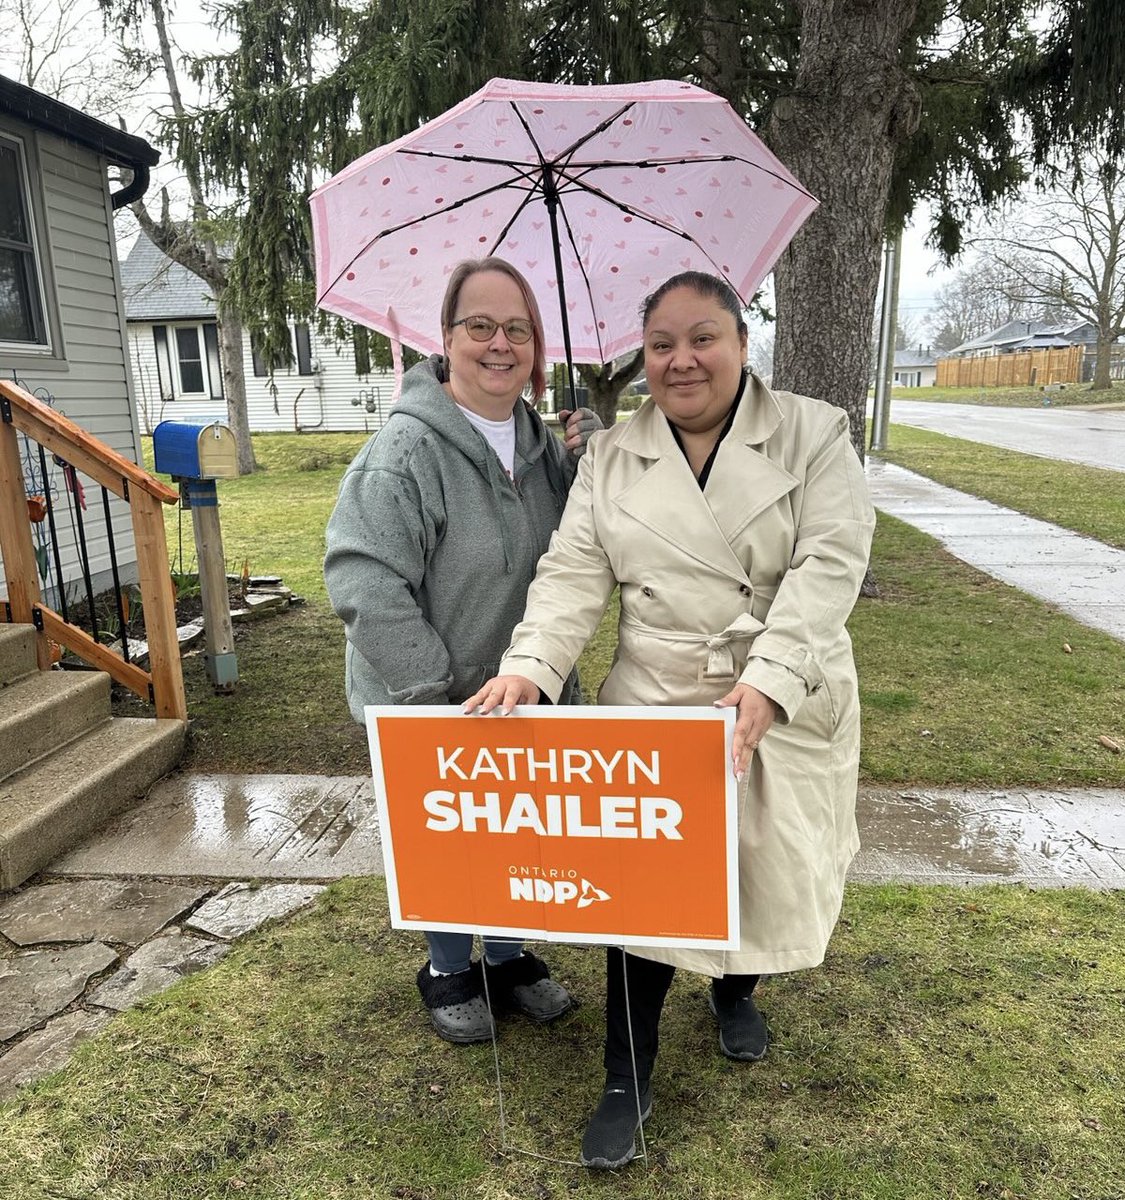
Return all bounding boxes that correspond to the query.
[578,350,645,427]
[1091,334,1114,390]
[766,0,921,462]
[218,319,257,474]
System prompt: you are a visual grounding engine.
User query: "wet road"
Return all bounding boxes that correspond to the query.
[885,400,1125,472]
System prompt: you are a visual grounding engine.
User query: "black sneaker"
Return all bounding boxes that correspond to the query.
[708,982,768,1061]
[416,960,494,1044]
[579,1079,653,1169]
[483,951,574,1022]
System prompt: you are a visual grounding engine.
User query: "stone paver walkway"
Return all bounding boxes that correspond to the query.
[0,873,324,1099]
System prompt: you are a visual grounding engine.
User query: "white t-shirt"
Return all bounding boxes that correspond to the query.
[457,404,517,478]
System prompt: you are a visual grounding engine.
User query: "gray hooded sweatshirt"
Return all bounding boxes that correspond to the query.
[325,356,582,719]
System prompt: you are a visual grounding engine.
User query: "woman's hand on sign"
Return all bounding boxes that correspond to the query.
[714,683,777,780]
[463,674,541,715]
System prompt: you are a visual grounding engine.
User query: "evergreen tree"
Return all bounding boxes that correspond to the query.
[117,0,1125,436]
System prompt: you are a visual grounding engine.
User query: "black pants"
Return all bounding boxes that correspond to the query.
[603,947,760,1082]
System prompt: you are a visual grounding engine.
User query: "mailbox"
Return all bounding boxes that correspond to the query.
[153,421,239,480]
[151,419,240,692]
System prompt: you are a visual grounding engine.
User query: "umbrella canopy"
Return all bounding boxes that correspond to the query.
[311,78,816,366]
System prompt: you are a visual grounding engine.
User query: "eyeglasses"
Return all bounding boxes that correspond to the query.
[450,315,534,344]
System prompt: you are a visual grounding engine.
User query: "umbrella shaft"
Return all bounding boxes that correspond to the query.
[543,166,579,416]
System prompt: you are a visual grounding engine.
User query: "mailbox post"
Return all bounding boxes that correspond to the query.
[153,421,239,692]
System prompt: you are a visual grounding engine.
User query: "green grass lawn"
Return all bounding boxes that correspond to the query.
[9,435,1120,1196]
[140,432,1124,788]
[884,381,1125,408]
[874,425,1125,550]
[2,881,1122,1199]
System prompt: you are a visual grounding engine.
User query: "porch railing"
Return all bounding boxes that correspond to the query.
[0,379,187,721]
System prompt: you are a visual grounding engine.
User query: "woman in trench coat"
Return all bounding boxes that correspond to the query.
[467,271,875,1169]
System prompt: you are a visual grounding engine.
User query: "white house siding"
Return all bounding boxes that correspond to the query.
[893,365,937,387]
[129,321,399,436]
[0,122,143,606]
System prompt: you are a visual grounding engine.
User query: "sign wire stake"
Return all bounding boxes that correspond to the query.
[480,945,651,1169]
[620,946,650,1165]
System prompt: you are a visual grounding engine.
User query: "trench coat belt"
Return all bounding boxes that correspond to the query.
[621,610,767,681]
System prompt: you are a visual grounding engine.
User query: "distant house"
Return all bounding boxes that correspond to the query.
[946,318,1099,358]
[0,73,157,600]
[120,232,397,434]
[892,347,937,388]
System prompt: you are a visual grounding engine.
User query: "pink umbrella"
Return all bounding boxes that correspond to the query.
[310,77,816,376]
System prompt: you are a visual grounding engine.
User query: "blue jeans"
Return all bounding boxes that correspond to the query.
[425,931,524,974]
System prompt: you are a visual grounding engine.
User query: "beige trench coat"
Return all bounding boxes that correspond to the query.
[500,373,875,977]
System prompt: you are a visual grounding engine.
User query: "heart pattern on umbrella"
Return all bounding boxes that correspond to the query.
[311,77,816,366]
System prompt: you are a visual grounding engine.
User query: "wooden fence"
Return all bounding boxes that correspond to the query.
[936,345,1083,388]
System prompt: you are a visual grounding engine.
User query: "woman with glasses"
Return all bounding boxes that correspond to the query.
[325,257,599,1044]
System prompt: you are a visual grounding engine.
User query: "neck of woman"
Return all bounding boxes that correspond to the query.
[443,380,519,422]
[676,424,726,479]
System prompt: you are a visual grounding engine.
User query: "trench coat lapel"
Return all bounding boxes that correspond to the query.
[614,375,800,583]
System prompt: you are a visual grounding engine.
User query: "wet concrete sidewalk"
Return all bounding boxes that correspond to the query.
[4,770,1124,1100]
[45,772,1125,890]
[866,458,1125,643]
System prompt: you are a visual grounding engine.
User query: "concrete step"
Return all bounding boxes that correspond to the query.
[0,625,37,688]
[0,670,111,783]
[0,717,186,890]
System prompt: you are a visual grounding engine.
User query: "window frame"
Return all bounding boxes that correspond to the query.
[0,130,56,359]
[152,320,223,399]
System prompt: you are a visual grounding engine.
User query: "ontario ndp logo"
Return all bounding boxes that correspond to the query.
[507,865,612,908]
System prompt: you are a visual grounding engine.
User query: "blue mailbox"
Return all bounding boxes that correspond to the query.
[151,420,240,692]
[153,421,239,480]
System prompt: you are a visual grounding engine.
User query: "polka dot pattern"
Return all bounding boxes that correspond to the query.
[310,78,816,364]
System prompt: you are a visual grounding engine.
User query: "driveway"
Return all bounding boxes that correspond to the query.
[884,399,1125,472]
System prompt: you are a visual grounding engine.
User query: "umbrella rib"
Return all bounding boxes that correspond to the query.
[551,166,747,302]
[321,175,542,298]
[391,147,543,172]
[552,101,636,166]
[559,154,817,201]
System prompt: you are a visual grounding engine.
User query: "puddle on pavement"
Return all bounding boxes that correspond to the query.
[855,788,1125,886]
[50,774,384,880]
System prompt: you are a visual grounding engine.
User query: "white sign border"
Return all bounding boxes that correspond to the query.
[365,704,740,951]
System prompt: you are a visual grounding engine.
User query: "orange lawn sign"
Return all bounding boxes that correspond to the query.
[365,705,740,949]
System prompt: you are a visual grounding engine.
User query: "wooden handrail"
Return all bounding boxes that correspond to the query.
[0,380,178,504]
[0,379,187,721]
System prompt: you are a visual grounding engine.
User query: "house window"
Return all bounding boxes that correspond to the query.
[152,321,224,399]
[295,322,314,375]
[250,323,316,376]
[250,333,268,377]
[0,135,49,349]
[175,326,206,393]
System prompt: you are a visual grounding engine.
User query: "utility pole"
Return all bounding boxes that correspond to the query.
[870,227,902,452]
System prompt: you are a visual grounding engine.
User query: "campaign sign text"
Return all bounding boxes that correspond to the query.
[365,706,739,949]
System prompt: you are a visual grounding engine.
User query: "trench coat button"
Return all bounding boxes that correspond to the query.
[642,586,654,598]
[739,584,752,597]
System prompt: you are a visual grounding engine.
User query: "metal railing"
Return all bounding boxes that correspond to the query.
[0,379,187,721]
